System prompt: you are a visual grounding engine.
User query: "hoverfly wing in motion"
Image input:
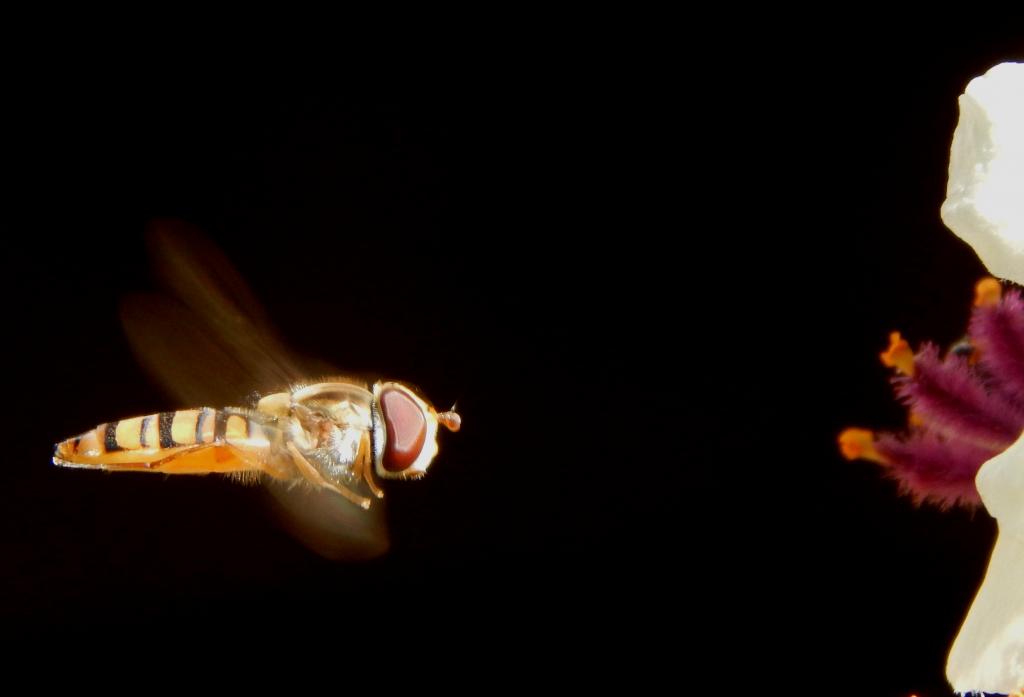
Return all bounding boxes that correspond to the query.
[142,221,309,395]
[120,293,265,411]
[115,220,388,559]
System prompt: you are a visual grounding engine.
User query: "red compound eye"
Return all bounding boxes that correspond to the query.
[380,387,427,472]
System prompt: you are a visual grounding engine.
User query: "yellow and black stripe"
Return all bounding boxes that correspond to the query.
[53,407,268,472]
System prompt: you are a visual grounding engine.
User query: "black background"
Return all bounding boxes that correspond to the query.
[1,27,1022,694]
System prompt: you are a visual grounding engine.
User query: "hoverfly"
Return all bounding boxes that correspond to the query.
[52,220,461,558]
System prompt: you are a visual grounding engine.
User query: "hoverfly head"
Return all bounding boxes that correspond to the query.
[372,381,460,480]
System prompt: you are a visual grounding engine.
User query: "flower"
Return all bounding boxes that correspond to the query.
[941,61,1024,697]
[841,61,1024,694]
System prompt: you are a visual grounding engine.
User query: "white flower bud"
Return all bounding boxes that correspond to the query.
[941,62,1024,284]
[947,432,1024,694]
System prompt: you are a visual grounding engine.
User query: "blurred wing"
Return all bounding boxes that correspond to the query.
[120,293,263,408]
[128,219,302,398]
[120,219,387,560]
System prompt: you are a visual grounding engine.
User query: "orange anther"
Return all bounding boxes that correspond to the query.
[838,428,889,465]
[880,331,915,376]
[974,277,1002,307]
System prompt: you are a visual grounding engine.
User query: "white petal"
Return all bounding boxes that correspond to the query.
[946,432,1024,694]
[941,62,1024,285]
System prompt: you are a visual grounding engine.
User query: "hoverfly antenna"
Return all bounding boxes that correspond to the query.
[437,407,461,433]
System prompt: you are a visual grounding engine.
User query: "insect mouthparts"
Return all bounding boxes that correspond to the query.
[437,410,461,433]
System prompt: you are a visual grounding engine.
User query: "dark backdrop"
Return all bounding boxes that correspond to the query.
[2,27,1022,694]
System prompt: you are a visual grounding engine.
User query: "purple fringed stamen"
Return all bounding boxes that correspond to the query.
[846,281,1024,508]
[970,289,1024,409]
[896,344,1024,451]
[875,430,993,509]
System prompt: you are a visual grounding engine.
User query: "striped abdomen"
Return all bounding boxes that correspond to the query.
[53,408,270,473]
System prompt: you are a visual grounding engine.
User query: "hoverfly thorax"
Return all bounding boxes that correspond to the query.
[372,381,460,480]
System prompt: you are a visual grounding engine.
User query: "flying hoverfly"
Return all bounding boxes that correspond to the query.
[51,220,461,558]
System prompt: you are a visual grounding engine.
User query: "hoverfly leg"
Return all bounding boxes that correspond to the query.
[356,439,384,499]
[257,453,294,481]
[286,441,372,510]
[224,442,291,481]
